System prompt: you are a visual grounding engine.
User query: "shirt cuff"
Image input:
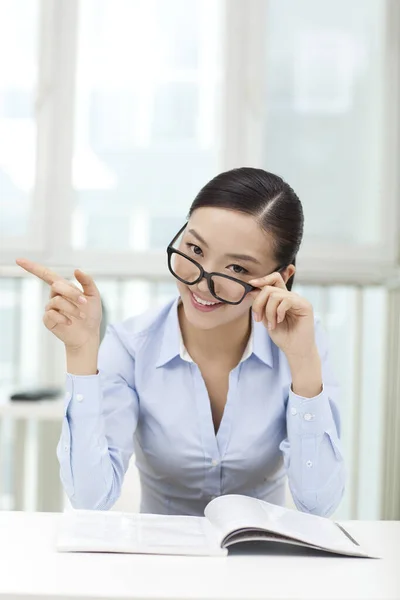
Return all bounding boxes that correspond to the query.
[65,372,102,418]
[287,385,335,436]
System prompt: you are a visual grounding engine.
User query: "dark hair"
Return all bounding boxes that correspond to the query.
[188,167,304,291]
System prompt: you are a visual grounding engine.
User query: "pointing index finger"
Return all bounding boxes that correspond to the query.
[15,258,63,286]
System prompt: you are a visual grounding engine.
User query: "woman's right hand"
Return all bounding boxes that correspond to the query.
[16,258,102,351]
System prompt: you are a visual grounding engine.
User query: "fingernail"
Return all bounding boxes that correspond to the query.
[78,296,87,304]
[79,312,86,319]
[253,311,259,322]
[268,321,273,330]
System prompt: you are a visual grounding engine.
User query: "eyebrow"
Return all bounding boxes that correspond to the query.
[225,253,262,265]
[188,229,209,248]
[187,229,261,265]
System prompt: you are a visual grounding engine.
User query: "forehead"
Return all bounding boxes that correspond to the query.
[186,207,274,258]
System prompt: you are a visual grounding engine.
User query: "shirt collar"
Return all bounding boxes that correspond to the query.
[156,297,273,368]
[179,323,254,364]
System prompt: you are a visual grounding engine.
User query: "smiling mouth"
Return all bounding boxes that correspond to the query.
[189,290,224,312]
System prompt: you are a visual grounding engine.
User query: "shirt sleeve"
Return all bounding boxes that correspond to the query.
[57,324,139,510]
[279,319,345,517]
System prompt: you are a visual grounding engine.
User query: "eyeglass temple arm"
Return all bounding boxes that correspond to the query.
[168,223,188,247]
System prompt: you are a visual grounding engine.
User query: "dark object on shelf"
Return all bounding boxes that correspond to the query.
[10,387,62,401]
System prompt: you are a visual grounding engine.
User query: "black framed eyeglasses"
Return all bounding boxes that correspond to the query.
[167,223,286,306]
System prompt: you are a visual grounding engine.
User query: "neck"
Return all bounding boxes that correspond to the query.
[178,303,251,367]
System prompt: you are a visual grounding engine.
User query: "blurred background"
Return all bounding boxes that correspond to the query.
[0,0,399,520]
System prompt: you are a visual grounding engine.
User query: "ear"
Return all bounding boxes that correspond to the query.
[281,264,296,285]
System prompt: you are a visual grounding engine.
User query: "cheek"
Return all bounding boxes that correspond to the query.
[233,296,254,316]
[175,280,188,296]
[217,295,254,323]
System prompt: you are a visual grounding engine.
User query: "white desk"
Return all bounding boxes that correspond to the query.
[0,512,399,600]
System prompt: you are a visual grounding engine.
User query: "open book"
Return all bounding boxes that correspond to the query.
[57,494,377,558]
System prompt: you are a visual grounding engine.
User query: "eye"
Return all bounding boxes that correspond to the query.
[229,264,248,275]
[186,243,203,257]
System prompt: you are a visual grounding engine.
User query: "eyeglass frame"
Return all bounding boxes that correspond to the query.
[167,223,287,306]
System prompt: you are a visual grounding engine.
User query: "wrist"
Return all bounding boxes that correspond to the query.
[286,344,320,370]
[66,336,100,376]
[65,334,100,354]
[288,346,323,399]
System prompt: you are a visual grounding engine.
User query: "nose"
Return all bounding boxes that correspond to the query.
[196,276,210,295]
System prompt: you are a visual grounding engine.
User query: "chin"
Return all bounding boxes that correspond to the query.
[180,296,223,330]
[186,315,220,331]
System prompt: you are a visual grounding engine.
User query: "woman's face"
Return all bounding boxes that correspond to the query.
[174,207,292,330]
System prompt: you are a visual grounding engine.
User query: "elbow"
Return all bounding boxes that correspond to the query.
[291,467,346,518]
[321,469,346,517]
[65,480,120,511]
[68,490,118,511]
[58,445,126,511]
[59,468,121,511]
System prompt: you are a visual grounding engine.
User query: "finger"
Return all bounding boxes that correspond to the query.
[276,298,293,324]
[265,293,282,330]
[252,286,286,320]
[49,279,80,301]
[43,309,72,330]
[46,296,86,320]
[51,281,87,305]
[249,272,287,290]
[74,269,99,298]
[16,258,63,286]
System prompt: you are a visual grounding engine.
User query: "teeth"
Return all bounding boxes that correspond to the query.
[193,293,219,306]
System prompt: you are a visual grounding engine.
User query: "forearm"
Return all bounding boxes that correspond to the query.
[58,374,121,510]
[280,384,345,516]
[283,426,345,517]
[60,324,139,510]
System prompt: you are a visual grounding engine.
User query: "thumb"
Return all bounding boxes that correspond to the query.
[74,269,99,297]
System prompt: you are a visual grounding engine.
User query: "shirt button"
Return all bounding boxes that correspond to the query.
[65,392,71,401]
[304,413,314,421]
[306,460,313,468]
[64,445,69,452]
[290,407,297,416]
[211,459,219,467]
[76,394,84,403]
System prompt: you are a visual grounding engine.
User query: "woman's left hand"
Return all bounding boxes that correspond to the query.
[249,272,316,360]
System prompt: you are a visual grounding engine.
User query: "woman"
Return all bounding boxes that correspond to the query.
[17,167,345,517]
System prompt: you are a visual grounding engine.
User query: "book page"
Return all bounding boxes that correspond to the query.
[204,495,366,555]
[204,494,272,543]
[57,510,226,557]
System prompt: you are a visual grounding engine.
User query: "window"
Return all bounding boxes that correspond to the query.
[0,0,39,248]
[264,0,387,248]
[72,0,222,252]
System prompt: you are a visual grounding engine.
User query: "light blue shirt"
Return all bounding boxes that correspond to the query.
[57,298,345,517]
